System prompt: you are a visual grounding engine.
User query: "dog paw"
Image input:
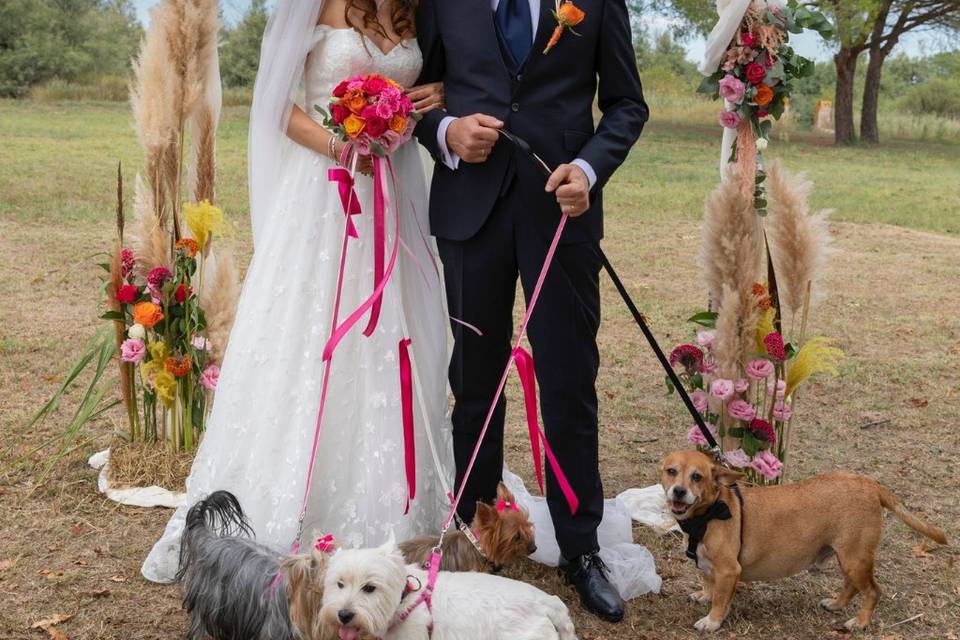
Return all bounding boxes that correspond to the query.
[689,590,712,604]
[843,617,868,631]
[820,597,843,612]
[693,616,723,632]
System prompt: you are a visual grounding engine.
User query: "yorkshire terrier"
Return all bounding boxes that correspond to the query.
[399,483,536,572]
[176,490,334,640]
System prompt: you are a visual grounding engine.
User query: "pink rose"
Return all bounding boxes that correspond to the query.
[767,379,787,398]
[362,75,388,95]
[734,378,749,393]
[728,399,756,422]
[741,32,756,47]
[719,110,741,129]
[120,338,146,363]
[710,378,735,401]
[724,448,751,468]
[375,100,394,119]
[199,365,220,391]
[347,79,364,91]
[750,450,783,481]
[746,358,774,381]
[773,400,793,421]
[696,330,715,349]
[687,423,718,446]
[718,74,746,104]
[745,62,766,85]
[691,390,709,413]
[699,362,717,375]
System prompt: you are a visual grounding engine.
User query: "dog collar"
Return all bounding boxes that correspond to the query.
[677,499,733,562]
[454,513,488,560]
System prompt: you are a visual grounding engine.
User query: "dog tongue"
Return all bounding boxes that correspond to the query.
[339,627,359,640]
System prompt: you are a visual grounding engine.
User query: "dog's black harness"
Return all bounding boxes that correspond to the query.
[677,484,744,563]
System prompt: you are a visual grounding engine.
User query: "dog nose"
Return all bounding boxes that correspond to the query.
[673,487,687,499]
[528,542,537,554]
[337,609,355,624]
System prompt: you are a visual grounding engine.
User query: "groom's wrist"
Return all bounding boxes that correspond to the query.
[570,159,597,191]
[436,116,461,170]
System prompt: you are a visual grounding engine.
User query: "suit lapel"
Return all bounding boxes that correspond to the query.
[532,0,554,58]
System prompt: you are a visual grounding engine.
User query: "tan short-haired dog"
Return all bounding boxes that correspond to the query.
[659,450,948,633]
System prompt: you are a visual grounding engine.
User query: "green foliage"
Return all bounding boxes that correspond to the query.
[901,78,960,120]
[0,0,142,98]
[219,0,269,88]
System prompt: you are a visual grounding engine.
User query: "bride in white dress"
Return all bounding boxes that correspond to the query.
[143,0,453,582]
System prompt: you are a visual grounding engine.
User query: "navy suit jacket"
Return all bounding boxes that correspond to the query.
[415,0,648,244]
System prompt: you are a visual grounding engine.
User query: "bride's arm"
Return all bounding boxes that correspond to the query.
[286,105,373,173]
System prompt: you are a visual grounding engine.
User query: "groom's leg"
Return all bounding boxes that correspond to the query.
[437,203,518,522]
[515,209,604,559]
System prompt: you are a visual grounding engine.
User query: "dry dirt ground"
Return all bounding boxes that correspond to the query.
[2,213,957,639]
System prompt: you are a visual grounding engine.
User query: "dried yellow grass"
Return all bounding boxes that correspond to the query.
[129,174,170,278]
[765,161,832,327]
[106,438,193,490]
[201,249,241,366]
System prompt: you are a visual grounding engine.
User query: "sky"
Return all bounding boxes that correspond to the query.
[132,0,943,64]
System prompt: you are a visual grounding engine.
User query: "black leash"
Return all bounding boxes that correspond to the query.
[496,130,724,459]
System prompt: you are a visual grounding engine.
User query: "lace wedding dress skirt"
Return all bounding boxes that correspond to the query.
[143,27,453,582]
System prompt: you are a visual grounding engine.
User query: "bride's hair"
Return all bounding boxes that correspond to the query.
[345,0,417,40]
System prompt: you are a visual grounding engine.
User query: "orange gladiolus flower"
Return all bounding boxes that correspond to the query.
[133,302,164,329]
[165,354,192,377]
[389,114,408,134]
[755,83,774,107]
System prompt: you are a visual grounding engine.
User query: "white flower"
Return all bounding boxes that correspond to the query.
[128,323,146,340]
[756,137,769,151]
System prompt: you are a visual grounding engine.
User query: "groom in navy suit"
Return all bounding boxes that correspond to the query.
[415,0,646,621]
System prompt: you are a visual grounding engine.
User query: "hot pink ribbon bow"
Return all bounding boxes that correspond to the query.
[399,338,416,514]
[314,534,336,554]
[496,500,519,513]
[327,167,361,239]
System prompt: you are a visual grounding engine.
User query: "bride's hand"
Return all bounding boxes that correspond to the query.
[332,138,374,176]
[405,82,445,114]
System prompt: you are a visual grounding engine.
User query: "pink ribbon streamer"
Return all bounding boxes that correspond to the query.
[363,155,387,336]
[328,167,361,239]
[512,346,579,514]
[399,338,416,514]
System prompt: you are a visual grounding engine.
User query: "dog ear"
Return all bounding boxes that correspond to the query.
[495,482,516,503]
[713,464,744,485]
[377,530,398,554]
[474,501,496,528]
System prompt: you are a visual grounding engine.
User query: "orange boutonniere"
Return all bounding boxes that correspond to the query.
[544,1,586,54]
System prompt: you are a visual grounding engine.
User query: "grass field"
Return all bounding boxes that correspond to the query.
[1,100,959,639]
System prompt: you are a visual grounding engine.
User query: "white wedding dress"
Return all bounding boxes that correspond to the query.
[143,26,453,582]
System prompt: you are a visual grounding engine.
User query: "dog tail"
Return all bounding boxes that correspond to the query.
[176,490,253,581]
[878,484,948,545]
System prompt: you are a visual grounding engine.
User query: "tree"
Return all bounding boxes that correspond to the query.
[219,0,269,88]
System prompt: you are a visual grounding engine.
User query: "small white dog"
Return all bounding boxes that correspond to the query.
[321,539,578,640]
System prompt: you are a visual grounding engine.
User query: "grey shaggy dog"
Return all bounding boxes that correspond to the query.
[177,490,330,640]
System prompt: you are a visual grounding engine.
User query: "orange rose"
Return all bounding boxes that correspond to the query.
[558,2,586,26]
[755,83,774,107]
[343,90,369,115]
[165,354,192,377]
[133,302,164,329]
[343,114,366,138]
[389,114,407,134]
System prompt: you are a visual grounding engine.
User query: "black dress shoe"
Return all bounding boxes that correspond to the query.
[561,552,625,622]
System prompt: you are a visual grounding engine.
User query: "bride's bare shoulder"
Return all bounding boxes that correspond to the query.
[317,0,351,29]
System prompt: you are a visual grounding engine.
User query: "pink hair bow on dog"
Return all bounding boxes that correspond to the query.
[496,500,519,513]
[314,534,336,554]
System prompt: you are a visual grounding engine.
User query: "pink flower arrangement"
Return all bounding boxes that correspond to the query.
[691,390,709,413]
[120,338,146,363]
[745,62,767,85]
[724,448,751,468]
[710,378,735,401]
[199,364,220,391]
[719,110,742,129]
[718,75,746,104]
[728,399,757,422]
[687,422,718,447]
[322,73,418,157]
[750,450,783,481]
[746,358,774,380]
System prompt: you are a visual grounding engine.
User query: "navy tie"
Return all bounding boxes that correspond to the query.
[496,0,533,68]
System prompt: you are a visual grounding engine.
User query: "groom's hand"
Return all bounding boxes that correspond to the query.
[546,164,591,217]
[446,114,503,163]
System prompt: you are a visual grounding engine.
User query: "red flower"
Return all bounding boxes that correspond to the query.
[668,344,704,376]
[332,81,350,98]
[741,32,756,47]
[745,62,766,85]
[175,283,193,303]
[749,418,777,445]
[756,109,769,118]
[120,248,135,279]
[365,116,388,138]
[764,332,786,361]
[362,75,388,95]
[330,103,350,125]
[115,284,139,304]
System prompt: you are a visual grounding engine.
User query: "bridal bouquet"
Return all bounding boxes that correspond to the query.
[317,73,419,156]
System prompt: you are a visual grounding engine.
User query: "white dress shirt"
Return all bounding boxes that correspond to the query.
[434,0,597,188]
